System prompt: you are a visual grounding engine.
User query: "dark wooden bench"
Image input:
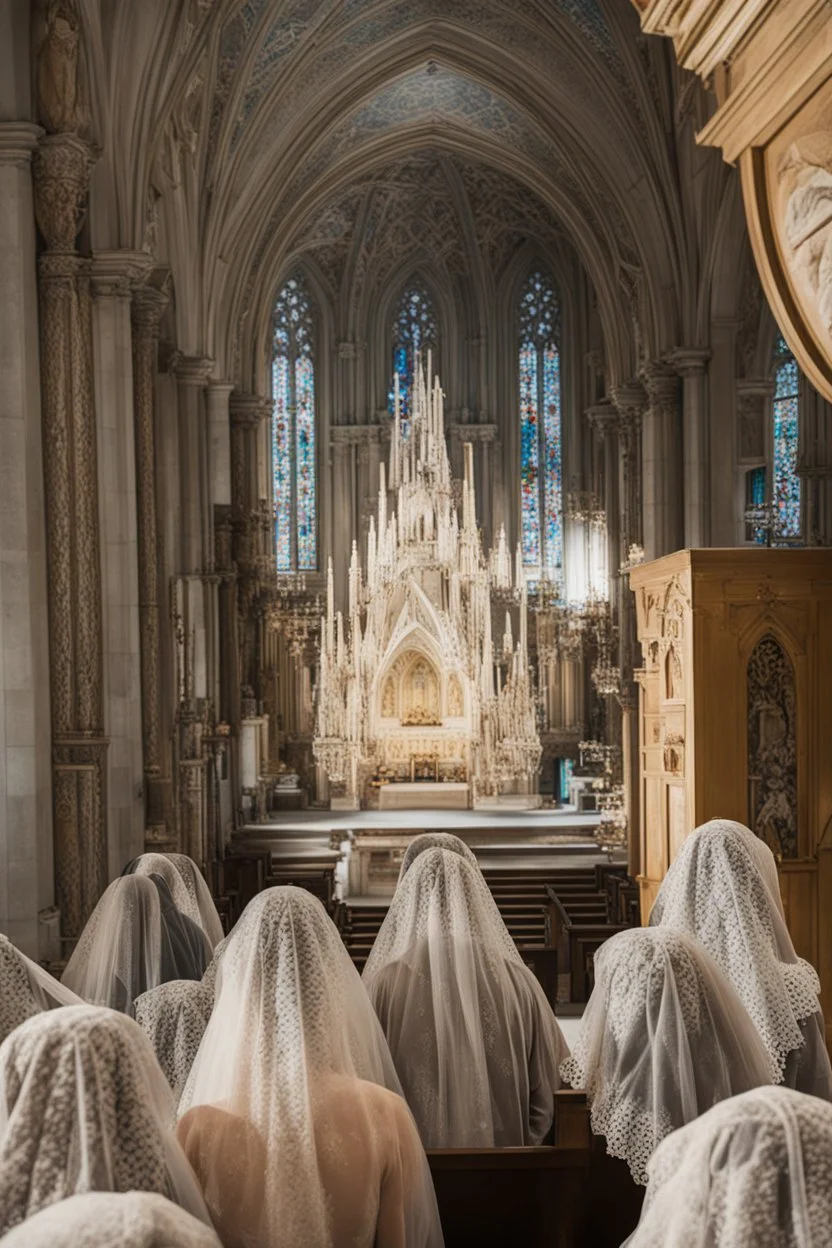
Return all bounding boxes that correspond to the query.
[547,890,628,1003]
[427,1091,643,1248]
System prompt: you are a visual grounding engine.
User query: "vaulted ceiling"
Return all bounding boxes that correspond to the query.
[77,0,739,385]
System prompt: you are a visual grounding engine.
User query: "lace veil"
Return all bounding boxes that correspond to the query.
[134,940,227,1102]
[125,853,224,949]
[364,847,569,1147]
[625,1087,832,1247]
[0,1192,221,1248]
[0,1005,211,1237]
[178,887,443,1248]
[398,832,479,883]
[560,926,774,1184]
[62,876,176,1013]
[0,933,82,1044]
[650,818,823,1078]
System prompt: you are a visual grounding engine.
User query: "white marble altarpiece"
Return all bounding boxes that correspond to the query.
[314,363,541,810]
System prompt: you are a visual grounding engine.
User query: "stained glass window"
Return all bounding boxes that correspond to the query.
[745,465,767,544]
[772,335,801,540]
[272,274,316,571]
[518,270,562,583]
[388,284,439,436]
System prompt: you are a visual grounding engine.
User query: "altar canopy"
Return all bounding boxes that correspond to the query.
[314,364,541,809]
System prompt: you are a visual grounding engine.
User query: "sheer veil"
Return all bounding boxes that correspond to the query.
[398,832,479,884]
[62,876,173,1013]
[0,1192,222,1248]
[560,926,774,1183]
[124,853,224,949]
[624,1087,832,1247]
[650,818,825,1079]
[0,1005,211,1237]
[178,887,443,1248]
[0,933,82,1044]
[134,938,228,1103]
[364,847,569,1147]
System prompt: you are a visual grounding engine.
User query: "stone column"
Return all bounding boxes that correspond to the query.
[0,122,54,957]
[131,277,170,843]
[669,348,711,549]
[639,362,683,561]
[586,403,620,590]
[91,251,150,876]
[609,381,647,566]
[33,134,107,941]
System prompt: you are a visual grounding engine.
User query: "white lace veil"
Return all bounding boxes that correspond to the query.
[0,1192,222,1248]
[0,933,83,1044]
[650,818,824,1079]
[560,927,774,1184]
[398,832,479,883]
[0,1005,211,1238]
[125,854,224,950]
[178,887,443,1248]
[364,847,569,1147]
[625,1086,832,1247]
[134,937,227,1102]
[62,876,173,1013]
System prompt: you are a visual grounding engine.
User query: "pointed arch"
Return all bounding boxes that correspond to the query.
[516,266,563,585]
[271,271,318,571]
[388,280,440,433]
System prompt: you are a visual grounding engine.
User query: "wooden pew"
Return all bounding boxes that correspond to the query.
[547,890,628,1003]
[426,1091,643,1248]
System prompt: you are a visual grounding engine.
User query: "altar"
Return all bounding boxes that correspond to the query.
[314,364,542,810]
[377,781,470,811]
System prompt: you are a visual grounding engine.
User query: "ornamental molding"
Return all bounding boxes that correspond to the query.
[448,422,498,443]
[330,424,381,446]
[0,121,44,166]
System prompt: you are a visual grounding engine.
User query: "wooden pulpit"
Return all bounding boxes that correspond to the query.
[630,548,832,1031]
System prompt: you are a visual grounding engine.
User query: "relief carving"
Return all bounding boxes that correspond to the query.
[747,633,798,858]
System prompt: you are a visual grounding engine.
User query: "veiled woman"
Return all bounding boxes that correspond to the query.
[398,832,478,884]
[0,1006,211,1238]
[0,1192,221,1248]
[560,926,774,1184]
[0,933,82,1045]
[363,847,569,1147]
[62,875,204,1014]
[650,818,832,1098]
[124,852,224,950]
[624,1086,832,1247]
[177,887,444,1248]
[135,939,227,1102]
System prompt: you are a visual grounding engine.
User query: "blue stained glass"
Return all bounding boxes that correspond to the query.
[519,270,562,583]
[295,355,316,571]
[388,284,438,438]
[519,344,540,565]
[272,354,292,570]
[272,274,316,570]
[746,465,767,545]
[773,336,801,539]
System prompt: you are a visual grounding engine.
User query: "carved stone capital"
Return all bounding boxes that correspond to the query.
[448,422,498,443]
[32,133,95,251]
[610,379,647,428]
[336,340,366,360]
[330,424,381,446]
[585,403,619,438]
[132,281,170,333]
[174,354,214,388]
[0,121,44,167]
[666,347,711,377]
[230,390,271,426]
[90,249,153,301]
[639,361,680,416]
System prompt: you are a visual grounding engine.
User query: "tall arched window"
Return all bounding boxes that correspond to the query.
[772,333,801,540]
[272,274,316,571]
[388,283,439,435]
[518,269,562,583]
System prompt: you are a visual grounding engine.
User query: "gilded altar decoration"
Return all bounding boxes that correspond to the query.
[314,362,541,807]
